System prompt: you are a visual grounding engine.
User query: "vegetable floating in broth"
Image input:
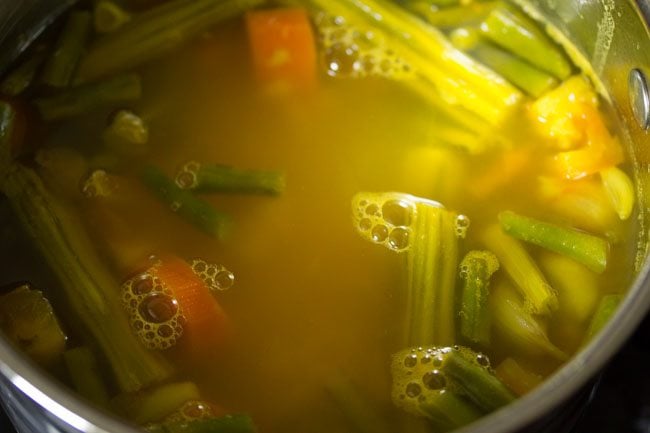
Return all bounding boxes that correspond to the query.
[0,0,639,432]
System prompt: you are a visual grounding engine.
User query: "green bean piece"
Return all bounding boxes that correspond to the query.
[303,0,522,125]
[0,284,67,367]
[491,281,567,361]
[459,251,499,347]
[145,414,257,433]
[41,11,92,88]
[34,73,142,121]
[112,382,200,424]
[176,162,285,195]
[63,347,110,408]
[440,349,516,412]
[481,224,558,315]
[405,201,459,346]
[94,0,132,33]
[417,391,482,431]
[326,372,392,433]
[469,40,558,97]
[1,165,173,392]
[141,165,231,239]
[408,1,497,30]
[586,294,623,340]
[1,50,46,96]
[76,0,264,82]
[480,3,572,79]
[498,210,609,274]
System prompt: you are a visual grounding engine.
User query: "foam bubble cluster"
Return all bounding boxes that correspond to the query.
[175,161,201,190]
[121,265,185,350]
[313,12,414,79]
[165,400,216,422]
[190,259,235,292]
[391,346,492,415]
[352,193,416,252]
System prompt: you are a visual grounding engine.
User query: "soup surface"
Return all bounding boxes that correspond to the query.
[0,1,640,432]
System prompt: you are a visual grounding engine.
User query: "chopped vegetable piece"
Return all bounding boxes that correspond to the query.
[405,199,459,346]
[440,348,516,412]
[141,165,231,239]
[481,224,557,315]
[417,391,482,431]
[304,0,522,124]
[600,166,635,220]
[103,109,149,157]
[245,8,317,90]
[1,49,46,96]
[0,284,67,366]
[494,358,542,396]
[41,11,92,88]
[325,371,392,433]
[490,281,566,361]
[471,147,531,198]
[0,163,173,392]
[94,0,132,33]
[480,3,571,79]
[176,162,285,195]
[586,294,623,340]
[408,2,498,30]
[63,346,110,408]
[34,73,142,121]
[113,382,201,424]
[145,414,257,433]
[139,256,231,359]
[498,210,609,274]
[76,0,264,82]
[468,39,558,97]
[459,250,499,346]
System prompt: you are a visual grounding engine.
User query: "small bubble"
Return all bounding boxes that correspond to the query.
[133,320,144,330]
[476,354,490,367]
[176,171,197,189]
[421,355,431,364]
[404,354,418,367]
[170,201,181,212]
[139,294,179,324]
[365,203,380,216]
[455,215,471,239]
[133,275,154,295]
[359,218,372,231]
[432,357,443,367]
[388,227,409,250]
[215,270,235,291]
[192,259,207,273]
[158,324,174,337]
[423,370,446,390]
[382,200,413,226]
[405,382,422,398]
[371,225,389,243]
[206,266,216,276]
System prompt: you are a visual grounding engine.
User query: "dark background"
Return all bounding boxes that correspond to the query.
[1,314,650,432]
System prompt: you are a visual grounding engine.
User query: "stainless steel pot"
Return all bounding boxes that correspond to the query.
[1,1,650,432]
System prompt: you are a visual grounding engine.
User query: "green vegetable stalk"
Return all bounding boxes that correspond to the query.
[34,73,142,121]
[76,0,265,82]
[586,294,623,340]
[459,250,499,346]
[1,49,46,96]
[0,101,173,392]
[145,414,257,433]
[63,347,110,408]
[480,3,572,80]
[407,1,498,30]
[498,210,609,274]
[41,11,92,88]
[141,165,231,239]
[176,162,286,196]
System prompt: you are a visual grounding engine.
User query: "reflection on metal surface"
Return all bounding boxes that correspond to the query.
[629,68,650,130]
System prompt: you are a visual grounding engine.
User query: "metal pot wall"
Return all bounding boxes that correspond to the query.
[1,1,650,432]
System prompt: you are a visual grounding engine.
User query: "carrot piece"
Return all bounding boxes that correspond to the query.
[245,8,317,91]
[153,256,230,360]
[472,147,532,197]
[550,105,624,180]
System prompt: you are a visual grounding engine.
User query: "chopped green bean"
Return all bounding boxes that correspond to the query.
[0,284,67,367]
[141,165,231,239]
[175,162,285,195]
[408,1,497,30]
[1,165,173,392]
[1,50,46,96]
[145,414,257,433]
[41,11,92,88]
[586,294,623,340]
[34,73,142,121]
[481,224,557,315]
[94,0,132,33]
[418,391,482,431]
[459,250,499,346]
[440,349,516,412]
[63,347,110,408]
[480,3,572,79]
[76,0,264,82]
[326,372,392,433]
[498,210,609,274]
